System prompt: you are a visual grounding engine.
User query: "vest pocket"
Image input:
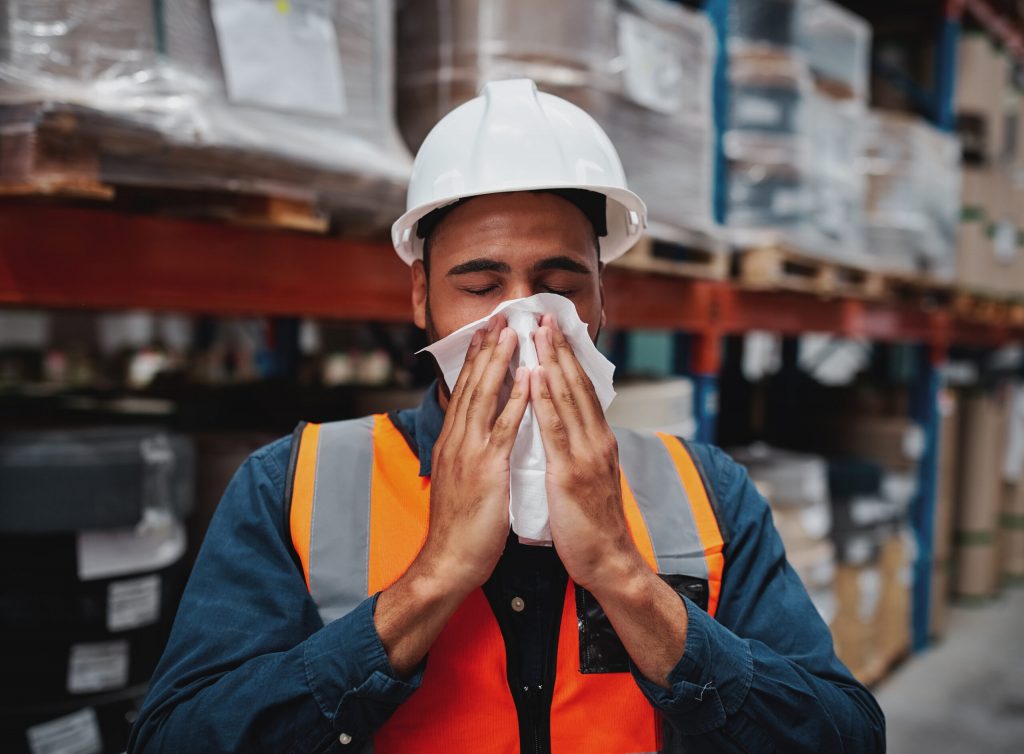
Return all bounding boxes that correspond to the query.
[576,575,710,674]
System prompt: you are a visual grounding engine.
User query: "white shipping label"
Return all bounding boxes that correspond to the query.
[993,220,1016,264]
[108,575,161,631]
[212,0,346,117]
[735,95,785,128]
[618,14,685,114]
[67,641,129,695]
[77,511,186,581]
[26,708,102,754]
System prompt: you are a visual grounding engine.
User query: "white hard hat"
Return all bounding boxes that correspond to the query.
[391,78,647,265]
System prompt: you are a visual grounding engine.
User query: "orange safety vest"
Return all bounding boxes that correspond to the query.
[287,413,725,754]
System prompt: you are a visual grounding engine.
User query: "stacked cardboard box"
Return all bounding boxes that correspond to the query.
[396,0,716,237]
[729,445,836,624]
[954,391,1007,601]
[930,389,960,639]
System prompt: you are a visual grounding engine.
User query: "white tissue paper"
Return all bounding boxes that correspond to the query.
[421,293,616,544]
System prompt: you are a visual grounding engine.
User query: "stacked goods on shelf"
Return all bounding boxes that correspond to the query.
[0,0,411,231]
[605,378,697,439]
[861,112,962,280]
[728,445,836,625]
[820,411,922,681]
[395,0,716,239]
[930,389,960,639]
[999,384,1024,586]
[0,428,195,754]
[953,390,1007,601]
[953,33,1024,294]
[726,0,871,264]
[826,455,915,684]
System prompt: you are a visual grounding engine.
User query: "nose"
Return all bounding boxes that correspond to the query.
[506,279,534,301]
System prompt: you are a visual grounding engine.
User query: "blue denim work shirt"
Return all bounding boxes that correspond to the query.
[129,384,885,753]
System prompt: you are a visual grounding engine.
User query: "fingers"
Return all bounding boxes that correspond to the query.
[536,315,604,427]
[437,325,486,447]
[445,314,512,440]
[464,325,519,434]
[530,366,571,460]
[488,366,531,454]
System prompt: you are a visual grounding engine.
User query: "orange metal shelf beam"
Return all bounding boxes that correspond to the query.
[0,203,1019,347]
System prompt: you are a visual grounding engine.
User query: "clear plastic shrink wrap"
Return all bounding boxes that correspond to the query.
[396,0,716,235]
[862,112,962,278]
[0,0,411,227]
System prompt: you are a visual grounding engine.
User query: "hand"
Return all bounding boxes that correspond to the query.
[376,315,530,677]
[530,315,688,687]
[419,314,531,596]
[530,314,646,592]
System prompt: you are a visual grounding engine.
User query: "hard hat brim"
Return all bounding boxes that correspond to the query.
[391,184,647,266]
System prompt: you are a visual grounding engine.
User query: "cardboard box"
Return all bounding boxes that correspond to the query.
[877,533,911,666]
[929,557,952,639]
[934,389,960,563]
[954,392,1006,599]
[824,415,924,473]
[831,563,886,684]
[1000,481,1024,583]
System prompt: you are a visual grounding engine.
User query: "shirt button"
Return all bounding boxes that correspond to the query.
[339,733,353,745]
[511,596,525,612]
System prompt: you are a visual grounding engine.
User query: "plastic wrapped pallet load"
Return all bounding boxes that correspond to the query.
[605,378,696,439]
[862,111,962,280]
[800,0,871,102]
[0,0,412,230]
[395,0,717,235]
[0,427,195,754]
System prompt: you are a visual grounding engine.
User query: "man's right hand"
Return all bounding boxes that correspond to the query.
[374,314,530,676]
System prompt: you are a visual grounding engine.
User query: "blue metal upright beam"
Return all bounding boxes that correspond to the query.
[674,332,720,443]
[909,343,945,651]
[703,0,730,225]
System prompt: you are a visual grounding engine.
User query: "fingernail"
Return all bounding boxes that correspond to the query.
[471,329,483,346]
[499,328,512,344]
[488,317,500,332]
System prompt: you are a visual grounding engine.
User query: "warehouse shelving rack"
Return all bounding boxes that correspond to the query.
[3,199,1024,657]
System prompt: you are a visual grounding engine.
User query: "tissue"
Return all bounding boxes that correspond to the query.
[421,293,616,544]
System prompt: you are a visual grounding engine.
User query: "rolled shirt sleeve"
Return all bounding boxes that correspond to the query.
[129,438,421,754]
[631,444,886,753]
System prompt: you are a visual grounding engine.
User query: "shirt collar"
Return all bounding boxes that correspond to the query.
[394,380,445,477]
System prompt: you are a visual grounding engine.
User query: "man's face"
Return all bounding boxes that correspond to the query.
[410,192,605,346]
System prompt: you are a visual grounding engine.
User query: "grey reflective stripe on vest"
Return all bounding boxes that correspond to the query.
[307,416,376,625]
[612,426,709,580]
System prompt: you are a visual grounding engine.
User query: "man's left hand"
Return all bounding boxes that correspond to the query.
[530,314,689,688]
[529,314,646,592]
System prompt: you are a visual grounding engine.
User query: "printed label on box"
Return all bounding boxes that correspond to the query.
[735,95,785,128]
[67,641,129,695]
[108,575,161,632]
[26,707,103,754]
[212,0,346,117]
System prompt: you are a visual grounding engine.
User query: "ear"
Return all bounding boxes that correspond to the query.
[411,259,427,330]
[598,264,607,329]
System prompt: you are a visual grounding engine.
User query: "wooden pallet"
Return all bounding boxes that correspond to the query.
[0,103,381,235]
[733,245,885,299]
[614,232,729,280]
[951,291,1024,326]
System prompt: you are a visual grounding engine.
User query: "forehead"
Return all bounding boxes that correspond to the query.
[429,192,596,267]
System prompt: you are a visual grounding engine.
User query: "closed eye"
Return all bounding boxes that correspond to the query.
[464,286,498,296]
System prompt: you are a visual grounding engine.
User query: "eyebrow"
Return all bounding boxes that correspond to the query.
[446,258,512,276]
[531,256,592,275]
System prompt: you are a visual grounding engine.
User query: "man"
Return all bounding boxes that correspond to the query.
[130,80,885,753]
